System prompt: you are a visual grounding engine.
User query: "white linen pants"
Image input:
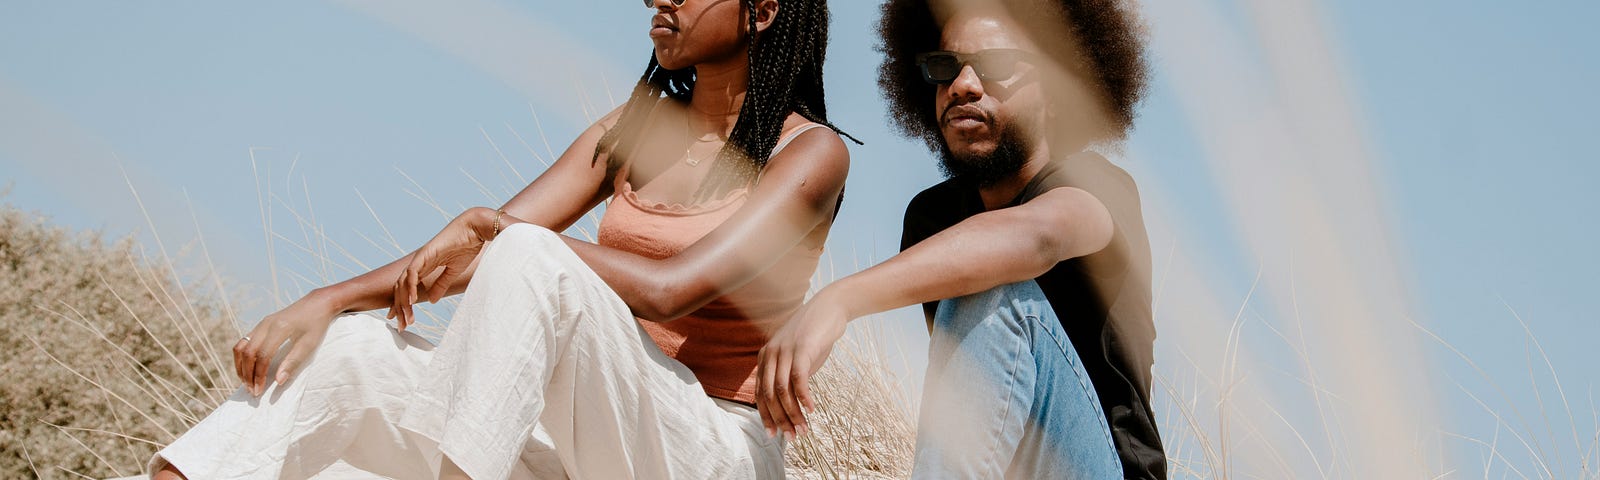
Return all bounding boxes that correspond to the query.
[150,224,782,479]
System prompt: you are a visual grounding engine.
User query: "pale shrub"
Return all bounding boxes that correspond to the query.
[0,202,236,479]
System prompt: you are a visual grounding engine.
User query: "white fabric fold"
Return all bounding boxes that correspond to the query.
[150,223,781,480]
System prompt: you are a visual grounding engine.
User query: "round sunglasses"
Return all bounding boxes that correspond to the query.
[915,49,1040,85]
[644,0,688,7]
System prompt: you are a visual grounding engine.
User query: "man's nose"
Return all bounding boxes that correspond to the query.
[947,65,985,101]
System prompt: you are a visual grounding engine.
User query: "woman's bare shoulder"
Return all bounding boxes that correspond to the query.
[764,114,849,192]
[777,113,846,159]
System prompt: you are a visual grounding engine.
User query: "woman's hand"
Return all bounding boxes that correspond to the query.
[389,207,499,330]
[234,291,342,397]
[755,289,850,440]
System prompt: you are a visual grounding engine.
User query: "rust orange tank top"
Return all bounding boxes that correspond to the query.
[595,123,832,404]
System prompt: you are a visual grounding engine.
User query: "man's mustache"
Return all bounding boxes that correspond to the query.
[941,103,993,126]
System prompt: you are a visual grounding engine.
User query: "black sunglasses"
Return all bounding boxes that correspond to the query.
[644,0,688,7]
[915,49,1039,85]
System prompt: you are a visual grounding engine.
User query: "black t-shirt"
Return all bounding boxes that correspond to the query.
[900,151,1166,479]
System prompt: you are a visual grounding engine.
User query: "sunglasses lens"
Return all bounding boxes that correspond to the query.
[645,0,687,6]
[920,54,962,84]
[973,52,1019,82]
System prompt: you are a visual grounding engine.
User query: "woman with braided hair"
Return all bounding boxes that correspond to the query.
[149,0,853,478]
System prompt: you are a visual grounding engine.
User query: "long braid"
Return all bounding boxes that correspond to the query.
[698,0,798,196]
[788,1,861,145]
[598,0,859,200]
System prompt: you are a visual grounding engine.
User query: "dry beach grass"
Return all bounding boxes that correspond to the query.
[0,200,239,479]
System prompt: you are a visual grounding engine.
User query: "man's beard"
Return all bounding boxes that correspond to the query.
[938,121,1033,187]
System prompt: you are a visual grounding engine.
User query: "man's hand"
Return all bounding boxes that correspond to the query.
[755,291,850,440]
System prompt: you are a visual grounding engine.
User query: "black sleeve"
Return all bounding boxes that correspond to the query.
[1016,152,1142,262]
[900,189,942,323]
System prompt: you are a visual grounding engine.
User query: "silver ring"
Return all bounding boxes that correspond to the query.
[240,335,252,343]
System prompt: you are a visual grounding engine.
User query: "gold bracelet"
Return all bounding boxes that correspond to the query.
[492,208,505,238]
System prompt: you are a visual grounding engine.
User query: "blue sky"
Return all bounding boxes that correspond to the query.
[2,1,1595,476]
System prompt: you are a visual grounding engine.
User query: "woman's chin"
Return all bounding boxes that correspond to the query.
[652,49,689,71]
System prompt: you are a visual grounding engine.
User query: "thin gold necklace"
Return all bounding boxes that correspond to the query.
[684,136,722,167]
[683,110,729,167]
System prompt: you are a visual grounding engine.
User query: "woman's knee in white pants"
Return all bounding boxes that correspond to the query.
[283,314,432,395]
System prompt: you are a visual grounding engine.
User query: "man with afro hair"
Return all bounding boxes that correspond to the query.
[755,0,1164,478]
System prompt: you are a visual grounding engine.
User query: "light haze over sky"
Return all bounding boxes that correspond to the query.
[2,0,1596,476]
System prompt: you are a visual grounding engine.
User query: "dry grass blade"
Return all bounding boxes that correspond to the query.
[1504,299,1584,479]
[25,334,179,441]
[96,271,211,404]
[1440,429,1532,480]
[20,444,40,479]
[182,191,245,368]
[506,122,553,168]
[43,416,127,478]
[1411,317,1556,478]
[55,465,100,480]
[38,303,203,421]
[40,421,166,450]
[251,147,283,308]
[480,124,527,185]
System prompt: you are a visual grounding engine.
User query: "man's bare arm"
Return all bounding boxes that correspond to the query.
[829,186,1112,320]
[755,186,1114,437]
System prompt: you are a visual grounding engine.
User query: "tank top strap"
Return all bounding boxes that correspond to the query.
[757,123,833,185]
[771,123,832,158]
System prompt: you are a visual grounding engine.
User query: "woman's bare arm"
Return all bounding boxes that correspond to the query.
[391,122,850,325]
[237,109,621,396]
[387,115,850,328]
[313,109,621,315]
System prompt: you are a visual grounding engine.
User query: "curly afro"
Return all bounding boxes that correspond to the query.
[877,0,1149,151]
